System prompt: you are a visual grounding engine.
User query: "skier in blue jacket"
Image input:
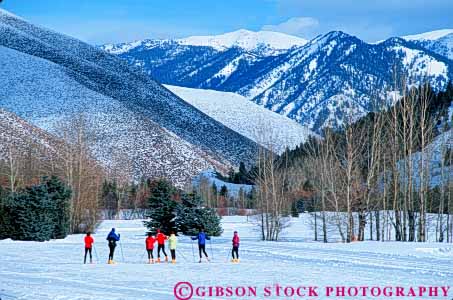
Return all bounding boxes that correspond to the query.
[106,228,120,264]
[192,228,210,262]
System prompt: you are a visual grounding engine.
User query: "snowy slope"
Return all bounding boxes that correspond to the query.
[0,9,260,186]
[400,128,453,189]
[0,109,65,162]
[402,29,453,41]
[402,30,453,60]
[105,30,453,133]
[165,85,315,153]
[0,45,225,186]
[192,170,254,197]
[0,217,452,300]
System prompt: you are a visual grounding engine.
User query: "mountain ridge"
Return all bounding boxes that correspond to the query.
[103,29,453,133]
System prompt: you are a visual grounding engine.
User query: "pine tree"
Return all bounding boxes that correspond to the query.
[220,185,228,197]
[144,179,178,234]
[175,192,202,235]
[291,200,299,217]
[102,180,118,219]
[10,183,55,241]
[44,176,72,239]
[176,191,223,236]
[0,186,11,239]
[0,177,72,241]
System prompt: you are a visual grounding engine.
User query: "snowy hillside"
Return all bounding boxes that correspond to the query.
[0,9,260,186]
[105,30,453,133]
[402,29,453,61]
[192,170,254,197]
[400,128,453,189]
[0,217,452,300]
[0,109,64,162]
[165,85,315,153]
[402,29,453,41]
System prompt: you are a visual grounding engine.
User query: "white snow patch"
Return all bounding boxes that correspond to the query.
[166,85,315,153]
[402,29,453,41]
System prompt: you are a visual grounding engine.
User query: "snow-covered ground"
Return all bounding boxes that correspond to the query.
[1,216,452,300]
[166,85,315,153]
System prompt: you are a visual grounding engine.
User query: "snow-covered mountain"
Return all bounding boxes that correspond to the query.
[402,29,453,41]
[402,29,453,60]
[176,29,307,54]
[104,30,453,133]
[103,29,307,56]
[0,9,259,187]
[165,85,315,153]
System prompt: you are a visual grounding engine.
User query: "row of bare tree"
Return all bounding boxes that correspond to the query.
[251,81,453,242]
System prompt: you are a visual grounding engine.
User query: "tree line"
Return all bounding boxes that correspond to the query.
[279,81,453,243]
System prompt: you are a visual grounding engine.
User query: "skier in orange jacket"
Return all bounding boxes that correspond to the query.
[84,232,94,264]
[156,229,168,262]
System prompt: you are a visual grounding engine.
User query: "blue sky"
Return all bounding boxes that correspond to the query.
[2,0,453,44]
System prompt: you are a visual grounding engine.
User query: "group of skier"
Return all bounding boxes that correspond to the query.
[83,228,240,265]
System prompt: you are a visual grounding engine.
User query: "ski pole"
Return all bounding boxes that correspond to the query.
[226,247,232,263]
[209,239,214,260]
[93,245,99,263]
[119,241,125,263]
[140,249,146,262]
[177,249,188,262]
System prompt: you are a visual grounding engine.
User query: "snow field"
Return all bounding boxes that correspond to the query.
[1,215,452,300]
[165,85,315,153]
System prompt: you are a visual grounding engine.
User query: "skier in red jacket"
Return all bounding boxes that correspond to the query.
[156,229,168,263]
[145,233,156,264]
[84,232,94,264]
[231,231,240,263]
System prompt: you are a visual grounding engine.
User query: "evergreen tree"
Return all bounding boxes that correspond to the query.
[0,186,11,239]
[102,180,118,219]
[219,185,228,197]
[290,200,299,217]
[0,177,72,241]
[175,192,202,235]
[44,176,72,239]
[176,191,223,236]
[211,182,218,196]
[144,179,178,234]
[195,207,223,236]
[10,184,55,241]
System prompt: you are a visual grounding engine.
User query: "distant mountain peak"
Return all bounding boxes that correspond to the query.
[402,29,453,41]
[176,29,308,52]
